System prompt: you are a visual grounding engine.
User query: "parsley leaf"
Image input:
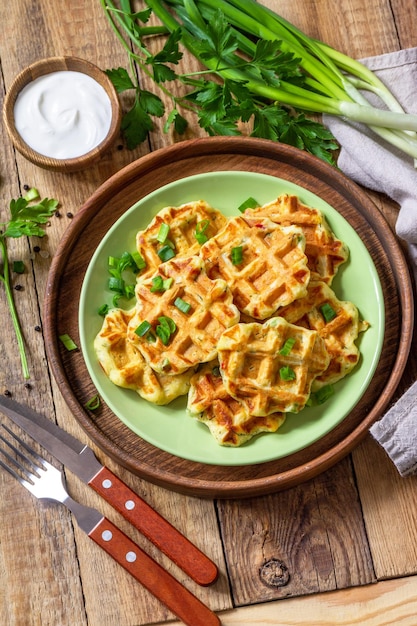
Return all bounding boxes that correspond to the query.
[105,67,136,93]
[0,190,59,379]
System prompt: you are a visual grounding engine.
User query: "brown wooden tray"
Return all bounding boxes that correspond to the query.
[44,137,414,499]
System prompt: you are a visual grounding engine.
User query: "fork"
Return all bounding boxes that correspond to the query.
[0,425,221,626]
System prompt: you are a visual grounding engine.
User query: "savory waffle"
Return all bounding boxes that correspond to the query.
[187,361,286,446]
[136,200,227,278]
[127,255,240,374]
[94,308,194,404]
[245,194,349,284]
[217,317,330,415]
[279,280,369,389]
[199,214,310,319]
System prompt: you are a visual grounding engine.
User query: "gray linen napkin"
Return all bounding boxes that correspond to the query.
[323,47,417,476]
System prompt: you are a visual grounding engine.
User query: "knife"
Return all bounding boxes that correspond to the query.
[0,395,218,587]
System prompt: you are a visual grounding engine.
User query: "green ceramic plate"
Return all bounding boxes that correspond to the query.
[79,171,384,466]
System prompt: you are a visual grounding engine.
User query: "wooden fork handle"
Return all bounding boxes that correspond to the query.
[89,517,221,626]
[89,466,218,586]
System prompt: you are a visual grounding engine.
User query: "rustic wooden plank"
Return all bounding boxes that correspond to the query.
[217,456,375,606]
[0,29,88,626]
[0,1,230,624]
[353,435,417,579]
[261,0,400,57]
[168,575,417,626]
[391,0,417,50]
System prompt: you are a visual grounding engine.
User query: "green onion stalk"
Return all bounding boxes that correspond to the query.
[150,0,417,158]
[0,237,30,379]
[102,0,417,160]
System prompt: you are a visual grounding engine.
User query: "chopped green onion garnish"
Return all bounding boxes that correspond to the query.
[23,187,40,202]
[279,337,296,356]
[98,303,109,316]
[108,276,124,293]
[158,316,176,333]
[12,260,25,274]
[131,250,146,271]
[150,275,173,292]
[106,251,140,307]
[231,246,243,265]
[279,366,296,381]
[135,320,152,337]
[174,297,191,314]
[59,334,78,351]
[237,197,259,212]
[85,394,100,410]
[315,384,335,404]
[156,325,171,345]
[158,244,176,262]
[320,302,337,322]
[195,219,210,244]
[157,222,170,243]
[155,316,176,345]
[124,284,135,299]
[108,255,118,269]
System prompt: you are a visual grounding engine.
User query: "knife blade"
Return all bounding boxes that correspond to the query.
[0,395,218,586]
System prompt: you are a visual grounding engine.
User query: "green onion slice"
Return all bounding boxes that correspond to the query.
[195,219,210,244]
[98,303,109,316]
[320,302,337,322]
[59,334,78,351]
[237,197,259,212]
[150,275,173,292]
[158,316,176,333]
[157,244,176,262]
[156,325,171,345]
[108,276,124,292]
[315,384,335,404]
[135,320,152,337]
[231,246,243,265]
[279,365,296,381]
[157,222,170,243]
[131,250,146,271]
[279,337,296,356]
[23,187,40,202]
[174,297,191,314]
[85,394,100,410]
[150,276,164,292]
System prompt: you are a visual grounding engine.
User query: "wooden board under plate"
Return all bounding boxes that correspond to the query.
[44,137,414,498]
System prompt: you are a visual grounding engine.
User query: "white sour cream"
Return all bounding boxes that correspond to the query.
[14,70,112,159]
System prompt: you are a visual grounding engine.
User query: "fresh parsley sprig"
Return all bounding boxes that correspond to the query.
[0,189,58,379]
[101,0,338,163]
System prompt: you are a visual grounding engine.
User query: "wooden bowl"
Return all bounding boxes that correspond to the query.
[3,56,122,173]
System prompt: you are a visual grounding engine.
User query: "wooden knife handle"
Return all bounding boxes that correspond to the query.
[89,517,221,626]
[89,466,218,586]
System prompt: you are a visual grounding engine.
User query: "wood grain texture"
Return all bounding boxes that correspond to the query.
[0,2,230,625]
[43,137,413,498]
[1,0,417,625]
[169,575,417,626]
[217,456,374,606]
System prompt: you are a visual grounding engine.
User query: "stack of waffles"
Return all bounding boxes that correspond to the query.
[94,195,368,446]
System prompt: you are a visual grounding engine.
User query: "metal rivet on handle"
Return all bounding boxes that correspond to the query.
[102,479,112,489]
[126,551,137,563]
[102,530,113,542]
[125,500,135,510]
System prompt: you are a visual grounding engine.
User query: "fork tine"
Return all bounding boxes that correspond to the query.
[0,454,28,484]
[0,426,46,485]
[1,424,45,470]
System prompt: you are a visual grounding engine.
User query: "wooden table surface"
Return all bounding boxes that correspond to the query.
[1,1,417,625]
